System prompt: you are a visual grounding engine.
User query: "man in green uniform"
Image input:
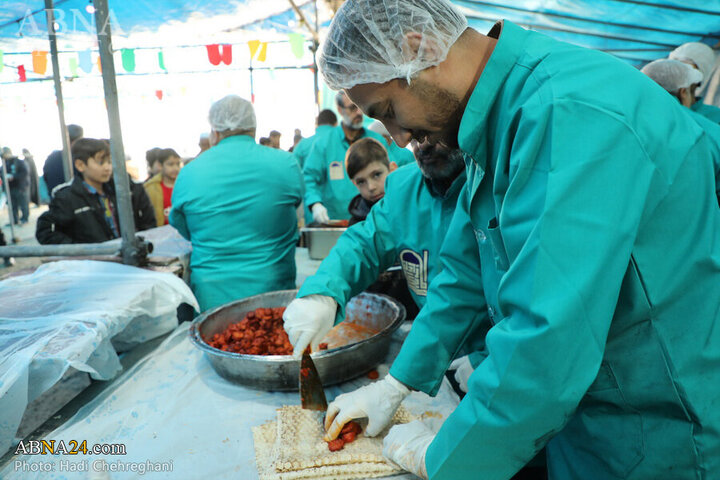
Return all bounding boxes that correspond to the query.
[293,109,337,170]
[297,1,720,479]
[303,92,405,223]
[283,140,467,357]
[669,41,720,123]
[170,95,303,312]
[642,58,720,205]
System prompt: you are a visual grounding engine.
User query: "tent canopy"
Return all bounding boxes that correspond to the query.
[1,0,719,65]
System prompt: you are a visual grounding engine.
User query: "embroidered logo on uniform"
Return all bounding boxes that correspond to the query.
[329,161,345,180]
[400,249,429,296]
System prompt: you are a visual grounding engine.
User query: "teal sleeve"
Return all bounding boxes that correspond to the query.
[302,140,326,208]
[426,102,657,479]
[289,155,305,207]
[168,176,190,240]
[390,183,491,396]
[297,197,399,324]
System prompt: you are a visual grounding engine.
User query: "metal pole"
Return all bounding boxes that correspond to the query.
[44,0,73,183]
[1,157,17,242]
[313,0,319,110]
[94,0,147,266]
[0,243,121,257]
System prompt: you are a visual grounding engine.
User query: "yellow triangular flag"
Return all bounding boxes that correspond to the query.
[257,42,268,62]
[248,40,260,59]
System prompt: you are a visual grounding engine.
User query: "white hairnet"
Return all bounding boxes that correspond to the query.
[368,120,390,137]
[208,95,256,132]
[641,59,703,93]
[319,0,468,90]
[669,42,716,84]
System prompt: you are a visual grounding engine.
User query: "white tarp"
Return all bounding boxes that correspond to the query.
[1,321,459,479]
[0,260,199,456]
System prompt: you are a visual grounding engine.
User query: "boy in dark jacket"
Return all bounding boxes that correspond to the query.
[36,138,156,244]
[345,137,396,225]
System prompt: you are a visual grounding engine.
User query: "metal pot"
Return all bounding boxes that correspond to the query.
[189,290,406,391]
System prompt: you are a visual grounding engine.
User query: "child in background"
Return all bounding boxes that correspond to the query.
[36,138,156,244]
[144,148,182,226]
[345,137,396,226]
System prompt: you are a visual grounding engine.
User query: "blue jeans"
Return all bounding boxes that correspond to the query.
[10,187,29,223]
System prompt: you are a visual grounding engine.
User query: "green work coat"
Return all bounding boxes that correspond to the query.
[303,126,404,220]
[170,135,303,312]
[389,21,720,480]
[387,141,416,167]
[692,99,720,124]
[298,163,466,321]
[292,125,334,170]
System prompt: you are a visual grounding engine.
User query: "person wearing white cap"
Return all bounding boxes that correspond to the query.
[289,1,720,479]
[169,95,303,312]
[367,120,415,167]
[669,42,720,123]
[642,58,720,205]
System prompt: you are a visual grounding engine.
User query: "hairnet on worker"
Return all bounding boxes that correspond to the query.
[641,59,703,93]
[318,0,468,90]
[208,94,256,132]
[669,42,717,86]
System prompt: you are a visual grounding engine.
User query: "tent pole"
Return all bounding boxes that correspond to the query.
[313,0,319,110]
[44,0,73,184]
[93,0,149,266]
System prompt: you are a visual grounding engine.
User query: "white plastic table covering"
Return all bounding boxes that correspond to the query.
[0,260,199,457]
[2,321,459,479]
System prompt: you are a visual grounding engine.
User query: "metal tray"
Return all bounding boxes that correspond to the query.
[301,227,347,260]
[189,290,406,391]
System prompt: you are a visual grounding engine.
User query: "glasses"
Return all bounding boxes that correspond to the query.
[340,103,360,112]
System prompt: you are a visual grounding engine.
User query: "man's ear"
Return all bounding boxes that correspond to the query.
[403,31,443,63]
[389,161,398,172]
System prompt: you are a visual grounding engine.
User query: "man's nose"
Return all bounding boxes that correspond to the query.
[386,123,412,148]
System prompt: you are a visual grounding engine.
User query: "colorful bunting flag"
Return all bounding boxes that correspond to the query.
[220,44,232,65]
[18,65,26,82]
[158,51,166,71]
[78,50,93,73]
[248,40,260,59]
[288,33,305,59]
[206,44,221,66]
[97,56,102,73]
[69,57,79,77]
[121,48,136,72]
[0,50,4,73]
[155,90,163,100]
[257,42,268,62]
[32,50,48,75]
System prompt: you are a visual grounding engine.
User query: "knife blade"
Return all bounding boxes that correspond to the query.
[299,349,327,411]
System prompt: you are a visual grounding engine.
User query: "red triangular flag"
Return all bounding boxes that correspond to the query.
[220,44,232,65]
[155,90,163,100]
[206,44,221,66]
[18,65,27,82]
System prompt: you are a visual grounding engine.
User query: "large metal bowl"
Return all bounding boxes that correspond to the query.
[189,290,406,391]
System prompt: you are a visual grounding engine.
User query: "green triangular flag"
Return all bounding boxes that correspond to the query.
[69,57,78,77]
[288,33,305,59]
[158,51,166,71]
[0,50,4,73]
[121,48,136,72]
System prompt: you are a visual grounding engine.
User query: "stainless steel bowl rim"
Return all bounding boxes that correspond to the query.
[189,290,404,362]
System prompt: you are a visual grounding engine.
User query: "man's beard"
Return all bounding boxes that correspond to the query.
[342,115,364,130]
[407,79,464,148]
[416,146,466,190]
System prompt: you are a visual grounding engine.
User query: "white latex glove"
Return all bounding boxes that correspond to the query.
[311,203,330,224]
[324,374,410,441]
[383,420,434,480]
[449,355,474,393]
[282,294,337,359]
